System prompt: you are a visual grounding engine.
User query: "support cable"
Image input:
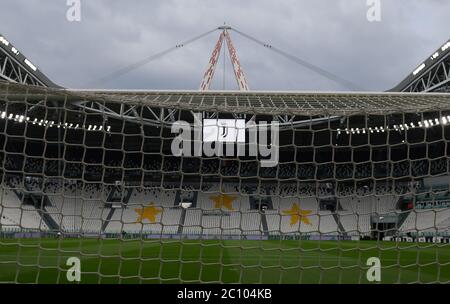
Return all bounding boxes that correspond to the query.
[231,27,364,91]
[88,28,218,86]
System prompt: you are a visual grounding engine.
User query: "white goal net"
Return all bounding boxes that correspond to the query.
[1,82,450,283]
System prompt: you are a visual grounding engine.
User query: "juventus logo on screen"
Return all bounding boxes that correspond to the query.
[220,126,228,139]
[171,113,279,167]
[203,119,246,143]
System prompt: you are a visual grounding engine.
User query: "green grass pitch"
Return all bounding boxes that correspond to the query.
[0,238,449,284]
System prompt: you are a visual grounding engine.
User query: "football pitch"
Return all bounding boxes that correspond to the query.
[0,238,449,284]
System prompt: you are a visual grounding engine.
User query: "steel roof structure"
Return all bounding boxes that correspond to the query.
[0,30,449,129]
[0,32,59,88]
[390,39,450,93]
[2,81,450,116]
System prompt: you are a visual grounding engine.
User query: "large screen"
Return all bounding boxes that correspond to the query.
[203,119,246,143]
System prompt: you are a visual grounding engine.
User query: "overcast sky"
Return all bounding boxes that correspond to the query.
[1,0,449,91]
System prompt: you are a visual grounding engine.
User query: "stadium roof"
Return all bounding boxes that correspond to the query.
[0,33,60,88]
[390,39,450,92]
[2,81,450,116]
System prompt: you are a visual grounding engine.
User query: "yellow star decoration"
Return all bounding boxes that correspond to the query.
[282,203,313,226]
[134,203,162,223]
[209,193,237,211]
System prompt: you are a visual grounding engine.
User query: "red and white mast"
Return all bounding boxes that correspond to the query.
[199,26,249,91]
[199,31,225,91]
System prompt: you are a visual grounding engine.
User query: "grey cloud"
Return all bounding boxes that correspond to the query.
[0,0,449,91]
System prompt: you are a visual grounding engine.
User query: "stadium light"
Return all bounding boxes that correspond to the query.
[24,58,37,71]
[442,42,450,51]
[2,108,448,137]
[0,109,112,132]
[413,63,426,76]
[0,36,9,46]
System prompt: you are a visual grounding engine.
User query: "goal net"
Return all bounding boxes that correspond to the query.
[1,82,450,284]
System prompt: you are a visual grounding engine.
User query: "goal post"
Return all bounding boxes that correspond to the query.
[1,82,450,283]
